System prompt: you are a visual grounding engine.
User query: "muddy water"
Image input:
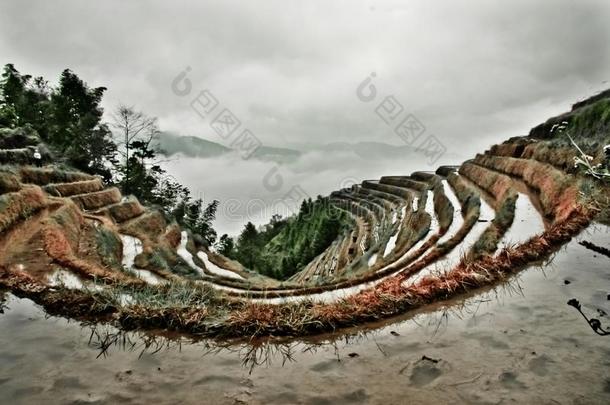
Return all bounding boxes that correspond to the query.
[1,224,609,404]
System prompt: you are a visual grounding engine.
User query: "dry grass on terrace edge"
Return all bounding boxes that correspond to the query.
[0,170,21,194]
[163,222,182,249]
[70,187,122,210]
[120,210,167,243]
[0,267,118,318]
[101,198,145,223]
[432,183,454,233]
[521,142,579,172]
[18,167,94,185]
[474,155,579,223]
[41,205,142,285]
[43,178,104,197]
[460,162,515,203]
[0,186,48,233]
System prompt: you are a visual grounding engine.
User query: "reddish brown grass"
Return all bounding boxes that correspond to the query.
[163,222,182,248]
[473,155,579,222]
[18,167,94,185]
[521,142,579,172]
[70,188,122,210]
[40,205,139,284]
[0,171,21,194]
[460,162,515,202]
[43,178,104,197]
[488,143,524,157]
[101,198,145,223]
[0,186,48,233]
[120,210,167,241]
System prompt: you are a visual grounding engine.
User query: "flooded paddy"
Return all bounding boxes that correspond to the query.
[1,224,609,404]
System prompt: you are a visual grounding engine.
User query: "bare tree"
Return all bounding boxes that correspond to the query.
[111,104,160,187]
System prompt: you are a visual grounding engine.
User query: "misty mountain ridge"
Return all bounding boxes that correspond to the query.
[158,132,427,163]
[157,132,302,164]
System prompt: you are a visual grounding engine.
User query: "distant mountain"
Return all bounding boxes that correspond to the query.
[157,132,301,164]
[157,132,450,164]
[157,132,230,158]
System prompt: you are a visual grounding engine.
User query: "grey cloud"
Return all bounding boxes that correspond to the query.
[0,0,608,234]
[1,0,608,158]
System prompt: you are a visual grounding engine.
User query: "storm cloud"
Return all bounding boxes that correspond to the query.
[1,0,609,155]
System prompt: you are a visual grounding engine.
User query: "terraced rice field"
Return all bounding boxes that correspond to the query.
[0,93,608,340]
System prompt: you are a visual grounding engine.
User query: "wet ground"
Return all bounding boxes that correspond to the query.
[0,224,609,404]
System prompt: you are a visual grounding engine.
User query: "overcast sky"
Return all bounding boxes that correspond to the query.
[1,0,609,158]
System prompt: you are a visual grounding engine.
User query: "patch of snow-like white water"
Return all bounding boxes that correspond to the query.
[383,233,399,257]
[407,219,490,286]
[382,206,405,258]
[411,197,419,212]
[367,253,378,267]
[120,234,165,285]
[400,190,439,260]
[196,251,244,280]
[406,191,496,286]
[437,180,464,245]
[47,269,84,289]
[133,269,164,285]
[177,231,244,281]
[177,231,204,276]
[85,283,105,292]
[118,293,134,306]
[47,269,106,291]
[391,210,398,224]
[495,193,545,253]
[121,234,142,269]
[383,210,404,257]
[426,190,439,231]
[478,193,495,223]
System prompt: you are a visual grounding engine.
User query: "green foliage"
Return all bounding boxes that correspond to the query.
[50,69,116,180]
[0,64,116,181]
[546,98,610,150]
[0,64,50,132]
[228,198,353,280]
[0,126,41,149]
[233,221,260,269]
[95,227,123,269]
[172,196,219,246]
[568,99,610,144]
[215,234,235,257]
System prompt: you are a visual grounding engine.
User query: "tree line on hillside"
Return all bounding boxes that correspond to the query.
[0,63,218,245]
[218,198,354,280]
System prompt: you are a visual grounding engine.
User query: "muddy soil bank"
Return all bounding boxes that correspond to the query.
[0,224,609,404]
